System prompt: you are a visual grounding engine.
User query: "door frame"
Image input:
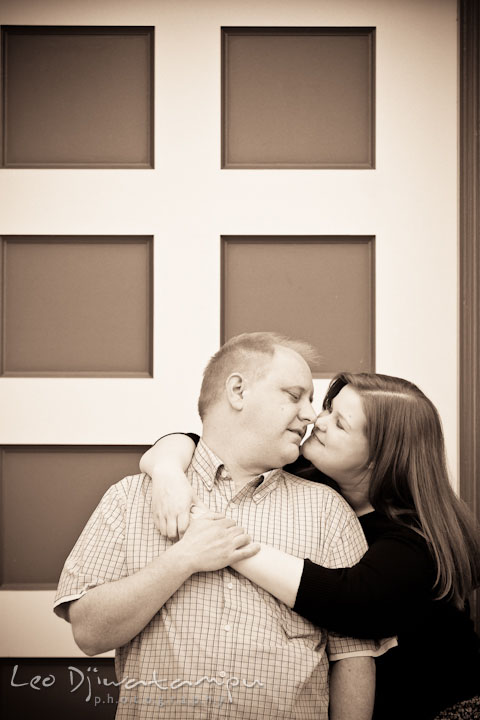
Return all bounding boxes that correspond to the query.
[459,0,480,630]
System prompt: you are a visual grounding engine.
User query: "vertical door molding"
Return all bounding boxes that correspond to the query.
[459,0,480,629]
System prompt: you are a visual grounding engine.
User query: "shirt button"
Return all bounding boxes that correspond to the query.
[218,671,226,678]
[224,624,231,632]
[227,582,233,590]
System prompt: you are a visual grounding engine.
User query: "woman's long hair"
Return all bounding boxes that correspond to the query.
[323,372,480,608]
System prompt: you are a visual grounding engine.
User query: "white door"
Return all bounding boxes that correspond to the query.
[0,0,458,661]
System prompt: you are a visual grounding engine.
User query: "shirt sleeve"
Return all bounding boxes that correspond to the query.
[53,481,128,621]
[296,522,433,639]
[317,493,398,658]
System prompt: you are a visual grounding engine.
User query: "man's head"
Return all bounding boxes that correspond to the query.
[199,332,317,470]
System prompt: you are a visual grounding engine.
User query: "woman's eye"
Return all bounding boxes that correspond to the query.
[288,392,300,401]
[336,421,344,430]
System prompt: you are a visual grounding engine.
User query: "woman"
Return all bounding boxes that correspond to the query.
[140,373,480,720]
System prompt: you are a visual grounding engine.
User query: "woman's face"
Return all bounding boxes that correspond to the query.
[302,384,370,486]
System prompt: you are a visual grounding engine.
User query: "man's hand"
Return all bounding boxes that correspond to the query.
[177,512,260,573]
[151,469,208,538]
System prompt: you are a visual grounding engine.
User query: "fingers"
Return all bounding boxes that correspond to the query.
[177,510,191,538]
[232,531,253,549]
[190,509,226,521]
[153,510,163,534]
[157,511,192,539]
[189,505,208,518]
[231,542,261,562]
[192,493,209,512]
[157,513,168,538]
[159,508,226,539]
[218,517,238,529]
[189,511,233,524]
[166,515,179,540]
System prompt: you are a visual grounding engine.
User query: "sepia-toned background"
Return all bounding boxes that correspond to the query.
[0,0,475,716]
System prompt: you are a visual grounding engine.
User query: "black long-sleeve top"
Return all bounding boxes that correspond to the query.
[285,456,480,720]
[294,500,435,639]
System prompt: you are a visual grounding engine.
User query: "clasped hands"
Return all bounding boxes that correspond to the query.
[152,472,260,573]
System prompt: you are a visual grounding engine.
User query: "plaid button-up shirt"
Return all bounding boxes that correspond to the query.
[54,440,394,719]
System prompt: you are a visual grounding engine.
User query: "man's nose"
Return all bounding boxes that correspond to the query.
[299,400,316,423]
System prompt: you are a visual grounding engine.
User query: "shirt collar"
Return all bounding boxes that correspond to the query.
[191,439,225,490]
[191,438,282,497]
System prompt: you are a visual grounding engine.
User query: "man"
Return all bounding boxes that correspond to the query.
[54,332,391,719]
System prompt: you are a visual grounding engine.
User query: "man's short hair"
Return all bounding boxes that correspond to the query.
[198,332,318,419]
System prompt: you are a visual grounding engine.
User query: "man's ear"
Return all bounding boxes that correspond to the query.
[225,373,247,410]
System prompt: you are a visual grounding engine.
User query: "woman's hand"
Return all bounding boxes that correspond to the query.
[151,468,208,538]
[139,434,200,538]
[177,512,261,573]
